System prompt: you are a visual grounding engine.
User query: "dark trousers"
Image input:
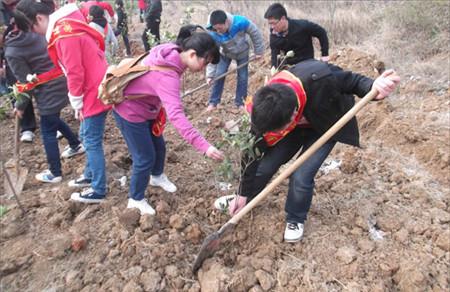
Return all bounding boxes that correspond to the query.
[243,127,336,223]
[40,113,80,176]
[20,100,37,133]
[113,111,165,200]
[115,27,131,56]
[142,16,160,52]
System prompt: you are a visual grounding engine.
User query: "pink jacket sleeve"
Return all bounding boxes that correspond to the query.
[55,37,85,97]
[152,71,211,154]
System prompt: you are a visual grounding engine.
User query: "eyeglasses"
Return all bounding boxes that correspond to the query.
[268,19,281,27]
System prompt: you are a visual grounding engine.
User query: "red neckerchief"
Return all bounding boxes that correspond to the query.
[47,18,105,68]
[245,70,307,146]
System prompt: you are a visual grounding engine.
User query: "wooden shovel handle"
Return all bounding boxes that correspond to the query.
[229,88,379,225]
[14,115,20,170]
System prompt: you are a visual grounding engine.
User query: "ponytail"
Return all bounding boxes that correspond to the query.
[176,24,220,65]
[14,0,55,31]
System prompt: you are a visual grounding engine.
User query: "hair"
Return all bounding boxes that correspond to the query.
[252,83,298,134]
[115,0,124,8]
[176,25,220,65]
[89,5,107,28]
[209,10,227,26]
[14,0,55,32]
[264,3,287,20]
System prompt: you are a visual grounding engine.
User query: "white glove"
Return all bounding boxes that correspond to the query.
[206,146,224,161]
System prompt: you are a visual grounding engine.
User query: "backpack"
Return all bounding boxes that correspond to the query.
[98,52,174,105]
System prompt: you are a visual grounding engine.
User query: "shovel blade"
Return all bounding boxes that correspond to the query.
[192,222,236,273]
[4,167,28,197]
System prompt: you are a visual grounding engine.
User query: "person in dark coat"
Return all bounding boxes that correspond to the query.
[264,3,330,68]
[142,0,161,51]
[5,18,84,183]
[114,0,131,56]
[215,60,400,242]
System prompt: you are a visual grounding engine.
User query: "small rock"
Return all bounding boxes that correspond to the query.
[49,213,65,227]
[164,265,179,278]
[358,238,375,253]
[184,223,202,243]
[156,200,170,214]
[119,209,140,231]
[198,259,231,292]
[140,215,154,232]
[229,267,257,291]
[188,282,201,292]
[430,208,450,224]
[435,229,450,251]
[71,236,87,252]
[139,270,161,292]
[254,270,274,291]
[0,255,32,277]
[65,270,80,285]
[122,280,143,292]
[249,285,264,292]
[167,152,179,163]
[0,222,26,239]
[121,266,143,280]
[394,228,409,244]
[377,214,402,232]
[108,249,120,258]
[336,246,357,264]
[394,262,427,291]
[169,214,184,230]
[74,206,99,223]
[48,234,72,258]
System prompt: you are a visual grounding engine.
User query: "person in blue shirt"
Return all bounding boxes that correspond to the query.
[205,10,264,110]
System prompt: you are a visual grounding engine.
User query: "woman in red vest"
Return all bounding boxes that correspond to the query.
[15,0,111,203]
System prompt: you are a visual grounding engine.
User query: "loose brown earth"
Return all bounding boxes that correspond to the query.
[1,21,449,292]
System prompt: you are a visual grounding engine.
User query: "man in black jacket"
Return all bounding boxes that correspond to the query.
[142,0,161,52]
[215,60,400,242]
[264,3,329,68]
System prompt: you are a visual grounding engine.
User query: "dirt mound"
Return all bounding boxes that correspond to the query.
[1,27,448,292]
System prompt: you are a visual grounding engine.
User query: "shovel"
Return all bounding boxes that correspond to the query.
[192,88,379,273]
[3,115,28,214]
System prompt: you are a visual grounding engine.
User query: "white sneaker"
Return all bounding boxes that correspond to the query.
[284,222,304,242]
[61,144,85,158]
[127,198,156,215]
[150,173,177,193]
[68,175,92,188]
[20,131,34,143]
[35,169,62,183]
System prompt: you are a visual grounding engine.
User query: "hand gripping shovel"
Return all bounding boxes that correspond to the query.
[192,88,379,273]
[2,115,28,215]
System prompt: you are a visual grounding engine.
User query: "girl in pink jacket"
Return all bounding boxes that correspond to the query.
[113,25,224,215]
[15,0,111,203]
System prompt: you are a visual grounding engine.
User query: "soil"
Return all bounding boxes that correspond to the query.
[1,16,449,292]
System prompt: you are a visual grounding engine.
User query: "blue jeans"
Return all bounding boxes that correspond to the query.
[209,54,249,107]
[113,111,165,200]
[40,113,80,176]
[243,128,336,223]
[79,111,108,196]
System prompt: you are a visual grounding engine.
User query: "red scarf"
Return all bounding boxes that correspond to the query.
[17,18,104,93]
[152,108,166,137]
[245,70,307,146]
[47,18,105,67]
